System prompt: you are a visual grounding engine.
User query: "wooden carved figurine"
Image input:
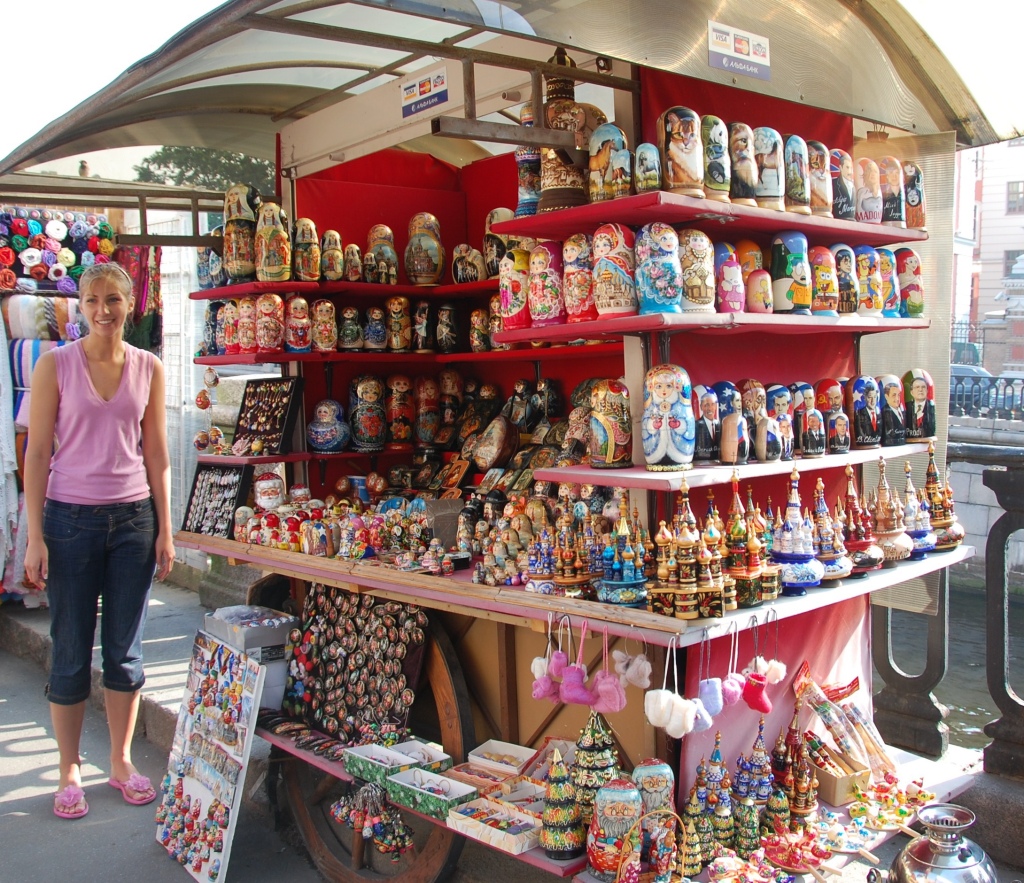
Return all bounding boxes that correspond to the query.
[255,202,291,283]
[310,299,337,353]
[405,212,444,285]
[903,368,936,440]
[592,223,638,317]
[677,228,715,312]
[753,127,785,211]
[659,106,704,198]
[903,161,927,230]
[783,134,811,214]
[320,229,344,281]
[877,248,902,317]
[770,230,812,314]
[809,246,839,316]
[338,306,364,351]
[634,143,661,194]
[636,223,683,315]
[879,156,906,228]
[895,248,925,317]
[878,373,906,447]
[855,158,883,224]
[385,296,412,351]
[831,243,858,314]
[642,363,695,471]
[292,217,321,282]
[222,182,260,283]
[702,115,731,202]
[807,140,833,217]
[528,241,566,326]
[589,122,630,203]
[829,149,855,220]
[589,379,632,468]
[729,122,758,206]
[846,375,881,449]
[563,233,597,322]
[854,245,883,316]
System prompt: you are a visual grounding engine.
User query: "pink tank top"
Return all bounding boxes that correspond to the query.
[47,340,156,505]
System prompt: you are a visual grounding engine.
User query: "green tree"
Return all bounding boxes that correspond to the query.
[134,147,276,196]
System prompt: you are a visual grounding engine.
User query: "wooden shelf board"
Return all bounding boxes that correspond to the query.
[256,726,356,784]
[189,280,322,300]
[190,280,497,301]
[436,342,624,363]
[196,452,307,465]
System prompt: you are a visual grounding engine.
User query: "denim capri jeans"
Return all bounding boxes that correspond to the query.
[43,497,157,705]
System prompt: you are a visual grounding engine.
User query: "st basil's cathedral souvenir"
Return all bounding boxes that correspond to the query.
[589,379,632,468]
[515,103,542,218]
[896,248,925,317]
[878,374,907,447]
[349,375,387,453]
[364,306,387,350]
[770,231,812,314]
[529,241,567,326]
[635,223,683,315]
[339,305,364,350]
[634,143,661,194]
[642,364,695,471]
[311,299,337,353]
[499,240,533,330]
[563,233,597,321]
[879,156,906,227]
[716,251,745,313]
[854,245,883,316]
[451,243,486,283]
[306,399,350,453]
[538,48,608,213]
[753,127,785,211]
[783,134,811,214]
[366,224,399,284]
[320,229,344,281]
[702,115,731,202]
[404,212,444,286]
[903,161,927,230]
[293,217,321,282]
[903,368,936,440]
[831,243,858,314]
[693,384,720,463]
[746,269,773,313]
[877,248,902,317]
[343,243,363,281]
[846,374,882,449]
[807,140,833,217]
[829,149,855,220]
[483,207,514,279]
[436,303,458,353]
[222,182,261,283]
[658,106,704,198]
[592,223,638,317]
[728,122,758,206]
[255,293,284,353]
[237,296,258,354]
[284,295,312,353]
[255,202,291,283]
[809,246,840,316]
[589,123,630,203]
[855,158,883,224]
[677,229,715,312]
[385,375,415,451]
[415,376,441,448]
[735,239,763,283]
[413,300,435,352]
[385,295,413,352]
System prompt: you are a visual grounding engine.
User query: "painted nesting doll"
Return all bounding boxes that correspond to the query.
[735,239,763,283]
[855,158,883,224]
[385,295,412,351]
[809,246,839,316]
[693,384,720,462]
[801,408,827,457]
[642,364,695,471]
[254,292,284,353]
[320,230,344,281]
[718,387,749,465]
[729,122,759,205]
[714,241,736,279]
[903,368,936,440]
[310,299,337,353]
[740,378,767,443]
[789,380,815,452]
[831,243,858,314]
[634,143,662,194]
[219,301,240,354]
[592,223,638,317]
[413,300,435,352]
[717,252,746,313]
[284,295,311,352]
[807,140,833,217]
[563,233,597,322]
[451,243,486,284]
[677,228,716,312]
[702,115,731,202]
[878,373,907,447]
[385,375,415,450]
[363,306,387,350]
[469,307,490,352]
[846,374,881,449]
[755,408,782,462]
[489,293,509,351]
[528,240,566,325]
[783,134,811,214]
[436,303,458,353]
[816,377,845,424]
[237,296,258,354]
[483,207,513,279]
[770,231,812,314]
[854,245,883,316]
[293,217,321,282]
[415,376,441,448]
[589,379,632,468]
[498,241,533,330]
[659,106,703,198]
[306,399,350,453]
[222,183,260,282]
[746,268,773,313]
[766,384,794,461]
[587,778,643,883]
[879,156,906,227]
[366,224,399,285]
[635,222,683,315]
[589,123,630,203]
[339,306,364,350]
[515,103,542,218]
[405,212,444,285]
[877,248,902,317]
[349,375,387,453]
[896,247,925,317]
[828,409,851,455]
[255,202,291,283]
[343,243,363,282]
[753,127,785,211]
[830,149,855,220]
[903,161,927,230]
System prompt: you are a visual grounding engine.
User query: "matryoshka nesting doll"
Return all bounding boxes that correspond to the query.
[483,207,513,279]
[363,305,387,350]
[903,368,936,440]
[714,241,735,280]
[783,134,811,214]
[740,377,767,442]
[385,295,412,351]
[589,123,630,203]
[877,248,902,317]
[366,224,399,285]
[529,241,566,325]
[563,233,597,321]
[896,247,925,317]
[320,230,344,280]
[255,292,284,353]
[830,243,858,314]
[284,295,311,352]
[846,374,881,449]
[729,122,758,205]
[770,231,811,314]
[642,364,694,471]
[816,378,846,453]
[307,399,350,453]
[219,301,240,354]
[222,183,261,283]
[830,149,855,220]
[903,161,927,230]
[801,407,827,457]
[292,217,321,282]
[809,246,839,316]
[514,104,542,218]
[766,384,794,460]
[589,379,632,468]
[592,223,638,317]
[878,373,906,447]
[469,307,490,352]
[349,375,387,452]
[436,302,458,353]
[412,300,435,352]
[854,245,883,316]
[338,306,363,350]
[343,243,363,282]
[451,243,486,283]
[753,127,785,211]
[659,106,703,198]
[498,241,532,330]
[879,156,906,227]
[405,212,444,285]
[677,228,715,312]
[746,268,773,313]
[311,299,337,353]
[755,407,782,462]
[385,375,415,450]
[237,296,258,354]
[415,376,441,448]
[717,385,749,465]
[634,143,661,194]
[255,202,291,283]
[828,409,851,455]
[693,384,720,462]
[587,778,643,883]
[717,252,745,313]
[489,293,509,351]
[636,222,683,315]
[807,140,833,217]
[702,115,731,202]
[855,158,883,224]
[735,239,762,283]
[789,380,815,452]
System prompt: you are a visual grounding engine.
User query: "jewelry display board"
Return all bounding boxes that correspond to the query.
[230,377,304,457]
[181,464,253,537]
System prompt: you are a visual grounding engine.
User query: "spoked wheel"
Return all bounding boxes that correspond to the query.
[283,618,475,883]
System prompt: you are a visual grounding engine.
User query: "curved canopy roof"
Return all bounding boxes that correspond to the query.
[0,0,1015,176]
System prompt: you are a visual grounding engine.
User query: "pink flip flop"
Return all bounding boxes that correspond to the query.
[107,772,156,806]
[53,784,89,819]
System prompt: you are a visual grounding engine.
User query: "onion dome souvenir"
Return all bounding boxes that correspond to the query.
[831,243,859,314]
[770,231,812,314]
[753,127,785,211]
[677,228,716,312]
[255,202,291,283]
[840,464,884,574]
[813,477,853,580]
[589,379,632,468]
[924,441,966,551]
[642,364,695,471]
[366,224,399,284]
[385,295,412,352]
[807,140,833,217]
[634,143,662,194]
[846,374,882,449]
[745,268,773,313]
[592,223,638,316]
[903,462,937,559]
[636,223,684,315]
[902,368,936,440]
[771,467,825,595]
[729,123,758,206]
[292,217,321,282]
[515,103,542,218]
[809,246,840,316]
[879,156,907,227]
[320,229,344,280]
[589,123,631,203]
[405,212,444,285]
[702,115,731,202]
[343,242,363,281]
[659,106,704,198]
[529,241,566,325]
[903,161,927,230]
[829,149,855,220]
[222,182,261,283]
[783,134,811,214]
[855,158,883,224]
[254,293,284,353]
[498,239,533,330]
[854,245,884,316]
[877,248,902,317]
[283,295,312,353]
[878,374,907,447]
[871,458,913,565]
[563,233,597,321]
[349,375,387,453]
[483,207,514,279]
[587,778,643,883]
[306,399,350,453]
[451,243,486,283]
[895,247,925,317]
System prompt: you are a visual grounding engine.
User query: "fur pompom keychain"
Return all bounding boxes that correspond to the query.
[548,615,573,679]
[612,629,652,690]
[590,627,628,714]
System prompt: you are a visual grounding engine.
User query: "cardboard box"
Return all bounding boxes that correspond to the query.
[448,797,541,855]
[815,746,871,806]
[481,775,547,819]
[522,737,576,781]
[202,607,298,653]
[392,739,453,773]
[444,762,513,791]
[468,739,534,777]
[386,768,477,820]
[343,744,417,786]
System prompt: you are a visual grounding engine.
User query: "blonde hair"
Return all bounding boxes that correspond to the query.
[80,263,134,300]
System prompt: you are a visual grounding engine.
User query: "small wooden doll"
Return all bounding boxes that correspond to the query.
[693,384,720,462]
[385,374,415,450]
[809,246,839,316]
[879,156,906,228]
[310,299,337,352]
[385,295,412,351]
[831,243,858,314]
[896,248,925,317]
[320,230,344,281]
[770,230,812,314]
[592,223,638,317]
[363,306,387,351]
[829,149,855,220]
[877,247,902,317]
[753,127,784,211]
[415,376,441,448]
[528,241,566,325]
[807,140,833,217]
[878,373,906,447]
[338,306,363,350]
[854,246,883,316]
[846,375,882,449]
[284,295,311,352]
[728,122,758,206]
[783,134,811,214]
[292,217,321,282]
[903,161,927,230]
[855,158,883,224]
[659,106,703,198]
[641,363,695,471]
[636,222,683,314]
[255,202,291,283]
[902,368,936,440]
[413,300,435,352]
[702,115,731,202]
[436,303,458,353]
[563,233,597,322]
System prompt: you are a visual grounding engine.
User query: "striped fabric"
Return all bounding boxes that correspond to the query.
[1,295,82,341]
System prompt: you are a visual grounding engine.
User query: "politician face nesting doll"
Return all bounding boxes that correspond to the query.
[902,368,936,440]
[830,149,855,220]
[879,156,906,228]
[878,374,907,447]
[846,374,882,449]
[693,385,720,463]
[642,364,695,471]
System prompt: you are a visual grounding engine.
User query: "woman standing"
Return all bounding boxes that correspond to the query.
[23,263,174,819]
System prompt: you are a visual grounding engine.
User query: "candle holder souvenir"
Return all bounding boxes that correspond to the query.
[469,307,490,352]
[753,127,785,211]
[219,300,240,354]
[563,233,597,322]
[385,295,413,352]
[349,375,387,453]
[451,244,486,284]
[879,374,907,447]
[284,295,312,353]
[232,377,303,456]
[405,212,444,285]
[182,464,251,537]
[807,140,833,217]
[830,148,856,220]
[771,467,826,595]
[677,228,716,312]
[717,386,749,466]
[809,246,840,316]
[903,368,936,440]
[343,243,363,281]
[366,224,399,285]
[483,207,514,279]
[635,143,662,194]
[895,247,925,317]
[770,230,812,314]
[693,384,720,463]
[306,399,351,453]
[592,223,638,317]
[320,229,344,280]
[589,379,632,468]
[783,134,811,214]
[642,364,695,471]
[766,384,795,461]
[879,156,906,227]
[310,299,337,353]
[735,239,763,283]
[363,305,387,351]
[635,223,684,315]
[854,245,884,316]
[237,296,258,354]
[586,777,643,883]
[529,241,567,326]
[831,243,859,314]
[801,408,827,457]
[293,217,321,282]
[702,115,731,202]
[415,376,441,448]
[877,248,902,317]
[385,375,415,451]
[222,182,261,283]
[255,202,291,283]
[855,158,883,224]
[847,374,882,449]
[729,122,758,206]
[716,251,745,313]
[745,268,773,313]
[411,300,435,353]
[255,292,284,353]
[499,240,533,331]
[903,160,927,229]
[589,123,630,203]
[659,106,703,198]
[514,103,543,218]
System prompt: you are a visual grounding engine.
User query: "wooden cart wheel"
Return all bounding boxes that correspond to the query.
[283,617,475,883]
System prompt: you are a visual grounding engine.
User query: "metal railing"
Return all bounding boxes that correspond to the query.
[950,373,1024,419]
[951,319,987,366]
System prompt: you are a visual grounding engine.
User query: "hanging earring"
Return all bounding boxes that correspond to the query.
[697,628,724,717]
[761,607,787,685]
[613,629,652,690]
[590,627,628,714]
[559,620,596,705]
[721,621,745,706]
[742,615,772,714]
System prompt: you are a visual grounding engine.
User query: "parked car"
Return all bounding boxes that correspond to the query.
[949,364,995,413]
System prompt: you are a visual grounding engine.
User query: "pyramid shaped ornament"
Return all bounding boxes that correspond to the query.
[923,441,966,551]
[540,748,586,859]
[570,711,621,825]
